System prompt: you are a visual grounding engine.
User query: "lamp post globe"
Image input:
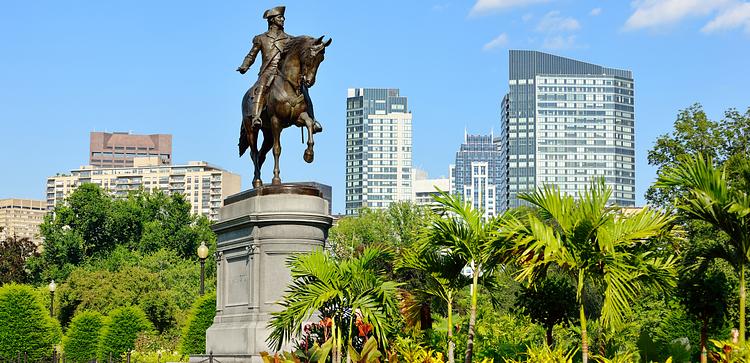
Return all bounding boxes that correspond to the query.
[48,280,56,318]
[197,242,209,295]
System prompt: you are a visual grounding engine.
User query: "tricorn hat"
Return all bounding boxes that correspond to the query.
[263,6,285,19]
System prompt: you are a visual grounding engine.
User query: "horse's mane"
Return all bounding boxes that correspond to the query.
[282,36,314,58]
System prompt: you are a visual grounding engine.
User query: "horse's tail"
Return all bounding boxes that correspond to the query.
[239,88,253,157]
[239,122,249,157]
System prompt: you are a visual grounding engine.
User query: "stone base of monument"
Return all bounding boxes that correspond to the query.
[191,184,332,363]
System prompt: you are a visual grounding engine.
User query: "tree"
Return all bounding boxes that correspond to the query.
[647,103,750,361]
[29,185,215,282]
[656,153,750,345]
[180,294,217,355]
[423,191,512,363]
[397,241,472,363]
[0,235,38,284]
[267,248,400,363]
[506,179,677,363]
[0,283,61,361]
[97,306,152,362]
[516,272,577,347]
[63,311,106,363]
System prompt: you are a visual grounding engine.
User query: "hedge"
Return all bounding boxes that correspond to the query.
[63,311,105,363]
[0,283,60,361]
[97,306,152,362]
[179,294,216,355]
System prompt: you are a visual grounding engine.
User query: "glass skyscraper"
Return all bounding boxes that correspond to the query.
[345,88,412,215]
[500,50,636,208]
[450,133,504,218]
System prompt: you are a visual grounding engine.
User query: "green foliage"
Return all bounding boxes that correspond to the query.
[389,335,444,363]
[63,311,106,363]
[501,344,576,363]
[97,306,153,362]
[29,185,215,283]
[516,272,577,346]
[268,248,401,351]
[140,291,177,333]
[0,283,60,361]
[179,294,216,355]
[55,247,209,328]
[0,235,39,284]
[129,349,187,363]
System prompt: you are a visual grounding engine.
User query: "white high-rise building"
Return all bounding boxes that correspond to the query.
[411,168,449,208]
[345,88,412,215]
[46,157,241,221]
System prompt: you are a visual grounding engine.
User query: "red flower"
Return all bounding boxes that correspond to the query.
[358,322,373,337]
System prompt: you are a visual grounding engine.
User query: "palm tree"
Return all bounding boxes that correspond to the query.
[504,179,677,363]
[422,191,512,363]
[397,241,472,363]
[267,247,400,362]
[656,153,750,345]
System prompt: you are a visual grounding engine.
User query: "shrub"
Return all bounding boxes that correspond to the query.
[179,294,216,355]
[0,283,59,361]
[140,291,177,333]
[63,311,106,363]
[97,306,152,362]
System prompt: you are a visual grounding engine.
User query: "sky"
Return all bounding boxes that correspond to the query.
[2,0,750,214]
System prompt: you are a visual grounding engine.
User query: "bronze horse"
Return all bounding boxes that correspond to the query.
[239,35,331,188]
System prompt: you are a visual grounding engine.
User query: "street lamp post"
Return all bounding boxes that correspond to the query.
[48,280,56,318]
[197,241,209,296]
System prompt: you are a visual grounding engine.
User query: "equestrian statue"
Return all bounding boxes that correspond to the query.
[237,5,331,188]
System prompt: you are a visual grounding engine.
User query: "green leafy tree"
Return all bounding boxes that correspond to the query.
[29,186,215,282]
[0,235,38,284]
[0,283,61,361]
[656,154,750,345]
[506,179,677,363]
[97,306,152,362]
[63,311,106,363]
[516,272,578,347]
[268,248,400,363]
[180,294,217,355]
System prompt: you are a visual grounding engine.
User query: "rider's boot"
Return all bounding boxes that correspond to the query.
[251,101,263,130]
[313,120,322,134]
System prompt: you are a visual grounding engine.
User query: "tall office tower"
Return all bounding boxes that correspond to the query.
[90,131,172,168]
[501,50,636,208]
[46,157,240,221]
[0,198,46,245]
[450,133,504,218]
[345,88,412,215]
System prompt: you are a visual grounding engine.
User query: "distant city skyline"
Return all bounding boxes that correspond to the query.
[3,1,749,214]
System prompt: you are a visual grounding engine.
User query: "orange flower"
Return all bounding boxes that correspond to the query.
[358,322,373,337]
[321,317,333,327]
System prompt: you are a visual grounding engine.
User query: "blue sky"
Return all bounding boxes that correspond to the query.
[2,0,749,214]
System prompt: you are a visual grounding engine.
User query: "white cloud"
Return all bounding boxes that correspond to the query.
[624,0,731,30]
[470,0,548,16]
[536,11,580,32]
[590,7,603,16]
[522,13,534,22]
[542,35,577,49]
[432,3,450,12]
[483,33,509,50]
[702,2,750,32]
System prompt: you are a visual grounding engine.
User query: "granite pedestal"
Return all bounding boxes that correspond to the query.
[194,184,332,363]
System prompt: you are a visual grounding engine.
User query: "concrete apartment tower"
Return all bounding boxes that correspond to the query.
[90,131,172,168]
[345,88,412,215]
[499,50,636,208]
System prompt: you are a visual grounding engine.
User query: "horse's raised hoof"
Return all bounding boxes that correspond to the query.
[303,149,314,163]
[253,179,263,189]
[272,177,282,185]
